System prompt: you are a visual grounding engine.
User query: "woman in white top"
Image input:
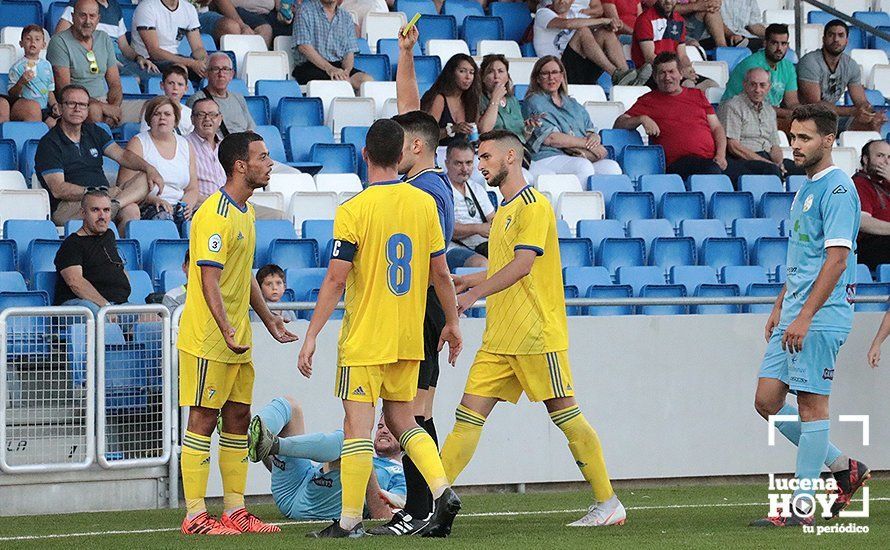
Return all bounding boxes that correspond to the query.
[118,96,199,224]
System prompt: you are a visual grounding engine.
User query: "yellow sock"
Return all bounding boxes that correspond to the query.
[440,405,486,484]
[219,432,249,513]
[181,430,211,517]
[550,406,614,502]
[340,438,374,524]
[399,426,449,498]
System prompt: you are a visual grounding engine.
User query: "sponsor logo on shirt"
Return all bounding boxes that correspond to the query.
[89,148,99,158]
[802,194,814,212]
[504,215,513,231]
[822,368,835,380]
[832,185,847,194]
[312,475,334,488]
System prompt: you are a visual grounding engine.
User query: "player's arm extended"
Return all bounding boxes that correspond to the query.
[457,249,537,313]
[200,265,247,353]
[396,25,420,113]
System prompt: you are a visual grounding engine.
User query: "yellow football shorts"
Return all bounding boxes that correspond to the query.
[179,351,255,408]
[463,349,575,403]
[335,360,421,403]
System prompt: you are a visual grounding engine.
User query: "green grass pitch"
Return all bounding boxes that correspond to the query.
[0,479,886,549]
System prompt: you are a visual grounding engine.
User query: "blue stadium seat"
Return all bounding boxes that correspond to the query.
[377,39,422,72]
[786,175,806,193]
[562,266,612,290]
[855,283,890,312]
[161,270,186,292]
[287,267,327,299]
[119,75,140,95]
[0,290,48,309]
[0,240,16,271]
[875,25,890,55]
[416,15,458,52]
[688,173,733,203]
[556,219,572,238]
[462,16,504,54]
[310,143,357,174]
[597,237,645,274]
[396,0,438,16]
[739,174,783,204]
[414,56,442,89]
[627,218,674,248]
[856,263,874,283]
[639,284,686,315]
[715,46,750,71]
[65,220,120,238]
[357,37,371,54]
[342,126,370,180]
[120,122,141,142]
[255,219,298,267]
[607,191,655,226]
[306,287,344,319]
[807,11,832,25]
[177,32,216,57]
[660,192,706,228]
[125,220,180,266]
[558,238,593,267]
[721,265,768,289]
[879,264,890,282]
[854,12,890,36]
[253,125,290,164]
[746,282,784,313]
[752,237,788,276]
[583,284,631,316]
[732,218,781,254]
[587,174,633,207]
[709,192,755,227]
[700,237,748,271]
[576,219,624,255]
[759,192,795,219]
[287,125,334,163]
[639,174,684,203]
[3,219,57,269]
[126,270,154,304]
[302,219,334,261]
[180,221,191,238]
[0,139,16,170]
[0,121,48,153]
[116,239,142,271]
[0,0,42,27]
[649,237,695,269]
[47,1,68,32]
[669,265,719,294]
[692,284,740,315]
[245,95,270,126]
[622,145,665,183]
[268,239,320,271]
[775,265,786,283]
[353,53,391,81]
[616,265,666,295]
[600,129,642,161]
[443,0,484,30]
[256,80,303,119]
[513,84,528,101]
[147,239,188,286]
[276,97,324,128]
[0,271,28,292]
[121,3,136,30]
[32,271,56,304]
[491,1,533,43]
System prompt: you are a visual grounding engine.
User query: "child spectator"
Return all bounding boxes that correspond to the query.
[252,264,296,322]
[8,25,57,127]
[162,250,189,312]
[140,64,194,135]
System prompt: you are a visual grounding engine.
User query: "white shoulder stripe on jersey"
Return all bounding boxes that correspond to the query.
[824,238,852,249]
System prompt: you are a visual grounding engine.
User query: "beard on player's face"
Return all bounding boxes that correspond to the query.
[486,164,508,188]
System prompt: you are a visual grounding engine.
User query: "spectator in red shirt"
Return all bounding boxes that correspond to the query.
[614,51,780,183]
[632,0,713,89]
[603,0,642,35]
[853,139,890,270]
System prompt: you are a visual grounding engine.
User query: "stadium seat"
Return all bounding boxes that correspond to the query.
[276,97,324,128]
[0,1,42,29]
[597,237,645,274]
[599,128,642,161]
[395,0,438,16]
[268,239,319,271]
[0,239,16,271]
[244,95,270,126]
[286,267,327,299]
[126,270,154,304]
[177,32,216,58]
[0,271,27,292]
[0,170,27,190]
[3,219,56,267]
[242,50,290,90]
[731,218,781,255]
[721,265,769,289]
[328,97,376,135]
[627,218,674,244]
[507,57,536,85]
[759,192,795,219]
[302,219,334,253]
[306,80,355,120]
[616,265,666,295]
[267,173,317,213]
[376,39,422,73]
[0,139,16,171]
[24,238,58,284]
[688,174,734,203]
[558,238,593,267]
[622,145,665,183]
[342,126,370,180]
[253,125,290,164]
[47,1,68,32]
[649,237,696,270]
[880,264,890,282]
[125,220,180,266]
[855,282,890,312]
[562,266,612,290]
[692,284,740,315]
[691,61,728,87]
[537,174,583,204]
[364,12,406,53]
[491,1,532,43]
[477,40,522,58]
[310,143,357,174]
[745,282,784,313]
[116,239,142,271]
[556,219,572,238]
[587,174,634,207]
[607,192,655,226]
[639,174,685,203]
[569,85,608,104]
[442,0,484,29]
[556,192,605,230]
[120,122,141,142]
[709,192,755,228]
[669,265,719,295]
[639,284,687,315]
[219,34,268,77]
[851,48,889,84]
[353,53,391,81]
[831,147,858,176]
[856,263,874,284]
[416,15,458,52]
[288,192,338,232]
[255,80,302,119]
[0,290,48,309]
[837,130,882,154]
[426,39,471,66]
[249,192,285,212]
[414,56,442,90]
[739,175,783,204]
[610,85,649,111]
[752,237,789,277]
[660,192,706,229]
[461,16,504,54]
[585,284,633,316]
[576,219,625,254]
[31,270,56,304]
[700,237,748,271]
[162,270,186,293]
[715,46,751,71]
[287,125,334,163]
[584,102,625,133]
[255,219,298,267]
[0,121,48,153]
[147,239,188,286]
[315,173,363,197]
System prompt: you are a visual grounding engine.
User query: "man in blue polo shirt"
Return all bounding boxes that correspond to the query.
[35,84,164,227]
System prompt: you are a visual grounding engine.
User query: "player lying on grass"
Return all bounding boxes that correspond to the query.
[247,396,406,521]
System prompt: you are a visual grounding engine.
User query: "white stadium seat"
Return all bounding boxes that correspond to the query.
[477,40,522,58]
[536,174,583,205]
[610,85,650,109]
[850,49,890,87]
[0,171,28,191]
[692,61,729,88]
[776,130,789,148]
[360,81,397,117]
[831,147,859,176]
[871,64,890,97]
[832,0,871,15]
[0,44,17,73]
[838,131,883,155]
[427,40,471,66]
[363,12,406,53]
[267,173,317,217]
[584,102,625,132]
[219,34,268,78]
[248,191,285,212]
[242,51,290,92]
[788,24,823,56]
[273,35,296,74]
[557,191,606,231]
[315,173,363,196]
[288,191,339,232]
[382,97,400,118]
[568,84,607,104]
[328,97,376,135]
[759,0,784,11]
[762,9,794,25]
[306,80,355,119]
[705,86,725,104]
[507,57,537,85]
[684,45,705,62]
[0,189,50,225]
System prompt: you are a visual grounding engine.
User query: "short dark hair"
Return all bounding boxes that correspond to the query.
[81,188,110,208]
[478,129,523,151]
[21,24,43,39]
[218,132,265,177]
[445,139,474,158]
[161,63,188,83]
[861,139,889,160]
[60,84,89,102]
[824,19,848,36]
[791,104,838,137]
[190,96,219,113]
[765,23,789,41]
[256,264,286,285]
[364,119,404,167]
[391,110,440,154]
[653,51,679,73]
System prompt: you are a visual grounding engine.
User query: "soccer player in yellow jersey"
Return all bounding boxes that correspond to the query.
[178,132,299,536]
[297,119,463,539]
[441,130,627,527]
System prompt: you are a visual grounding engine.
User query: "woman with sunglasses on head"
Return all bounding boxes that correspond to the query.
[523,55,622,185]
[421,53,481,146]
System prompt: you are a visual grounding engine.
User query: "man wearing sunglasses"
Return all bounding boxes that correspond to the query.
[48,0,124,126]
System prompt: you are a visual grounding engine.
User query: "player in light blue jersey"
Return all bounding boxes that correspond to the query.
[750,105,870,528]
[247,397,406,521]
